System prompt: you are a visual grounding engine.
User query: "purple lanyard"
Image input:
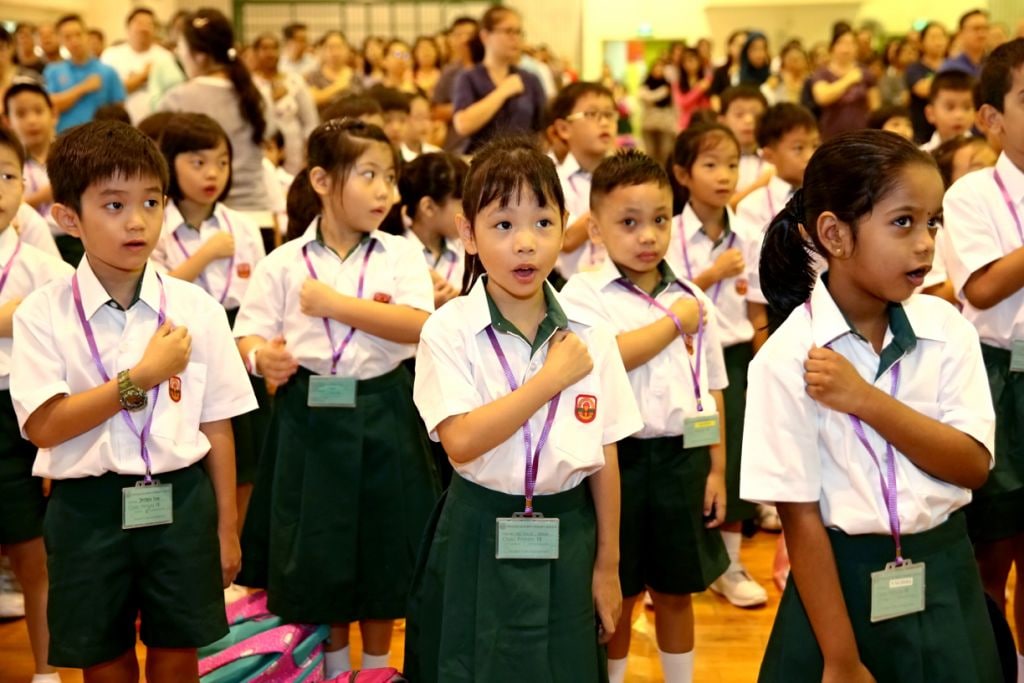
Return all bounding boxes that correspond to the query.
[71,272,167,483]
[993,170,1024,244]
[615,278,707,411]
[301,238,375,375]
[678,212,737,304]
[172,208,236,305]
[484,326,560,514]
[433,249,456,283]
[0,237,23,296]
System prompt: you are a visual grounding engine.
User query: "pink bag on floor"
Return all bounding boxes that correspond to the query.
[199,622,329,683]
[323,669,405,683]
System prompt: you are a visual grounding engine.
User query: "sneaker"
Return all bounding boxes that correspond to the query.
[710,567,768,608]
[0,557,25,618]
[757,504,782,532]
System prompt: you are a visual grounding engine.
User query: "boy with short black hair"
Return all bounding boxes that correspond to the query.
[922,70,976,152]
[368,85,411,151]
[10,120,257,682]
[867,104,915,140]
[321,94,384,129]
[719,85,771,207]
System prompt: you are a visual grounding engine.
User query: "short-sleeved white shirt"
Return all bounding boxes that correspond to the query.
[942,152,1024,348]
[101,43,180,123]
[13,203,61,258]
[11,258,258,479]
[556,153,606,277]
[741,276,995,535]
[560,257,729,439]
[736,175,793,236]
[403,229,465,291]
[233,219,434,379]
[414,277,643,495]
[152,202,266,310]
[737,152,774,196]
[665,202,757,346]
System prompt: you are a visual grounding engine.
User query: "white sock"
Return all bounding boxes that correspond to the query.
[324,645,351,677]
[658,649,694,683]
[607,656,628,683]
[362,651,390,669]
[31,675,61,683]
[1016,652,1024,683]
[722,529,742,569]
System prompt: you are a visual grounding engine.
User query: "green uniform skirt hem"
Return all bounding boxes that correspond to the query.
[0,389,45,544]
[759,511,1000,682]
[723,342,756,523]
[404,475,608,683]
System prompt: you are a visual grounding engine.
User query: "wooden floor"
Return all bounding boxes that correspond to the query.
[0,531,1015,682]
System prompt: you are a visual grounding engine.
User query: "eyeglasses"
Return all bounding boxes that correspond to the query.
[566,110,619,124]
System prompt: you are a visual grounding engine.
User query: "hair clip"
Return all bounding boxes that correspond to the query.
[192,16,209,28]
[227,47,237,61]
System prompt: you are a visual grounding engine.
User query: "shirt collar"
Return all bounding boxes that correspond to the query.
[465,276,569,352]
[767,175,794,203]
[680,202,732,243]
[995,152,1024,206]
[165,201,224,234]
[0,225,19,261]
[557,152,585,180]
[75,256,161,319]
[593,255,680,297]
[300,216,378,261]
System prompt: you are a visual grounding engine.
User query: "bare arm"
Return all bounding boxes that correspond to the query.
[49,75,102,113]
[560,213,591,253]
[961,249,1024,309]
[432,102,454,123]
[453,78,519,137]
[616,316,681,371]
[748,302,769,352]
[0,299,21,338]
[590,443,622,644]
[812,71,857,106]
[200,419,241,587]
[299,278,429,344]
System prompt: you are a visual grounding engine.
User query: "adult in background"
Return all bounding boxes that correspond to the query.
[638,58,675,163]
[380,39,418,94]
[251,33,318,175]
[762,41,809,105]
[453,6,546,155]
[306,31,358,118]
[280,23,316,77]
[906,22,948,143]
[878,37,916,107]
[160,9,275,213]
[0,28,42,103]
[810,25,880,140]
[37,23,62,65]
[739,31,771,88]
[941,9,989,77]
[12,24,45,76]
[709,30,747,102]
[412,36,442,99]
[360,37,385,86]
[432,16,479,154]
[87,29,104,58]
[44,14,124,133]
[102,7,185,124]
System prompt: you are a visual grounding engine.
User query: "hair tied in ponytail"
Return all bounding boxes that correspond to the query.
[785,187,805,224]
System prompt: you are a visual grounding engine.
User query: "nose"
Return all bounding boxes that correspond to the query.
[513,226,536,253]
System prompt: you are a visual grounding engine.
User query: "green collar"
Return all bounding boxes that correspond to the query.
[105,267,146,312]
[485,279,569,357]
[614,259,679,297]
[316,221,371,261]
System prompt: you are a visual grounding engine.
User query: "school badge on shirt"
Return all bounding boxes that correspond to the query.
[735,278,749,295]
[236,263,251,278]
[373,292,392,303]
[169,376,182,403]
[575,394,597,423]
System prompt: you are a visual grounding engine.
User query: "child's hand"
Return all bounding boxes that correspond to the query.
[712,248,746,281]
[203,231,236,261]
[592,564,622,645]
[431,270,459,308]
[540,331,593,393]
[668,297,706,335]
[823,660,876,683]
[133,320,191,390]
[299,278,342,320]
[218,528,242,588]
[256,336,299,388]
[704,470,726,528]
[804,347,874,416]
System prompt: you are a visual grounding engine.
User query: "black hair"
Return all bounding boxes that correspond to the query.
[159,112,233,204]
[368,85,410,115]
[93,103,131,124]
[548,81,615,123]
[55,14,83,31]
[136,111,177,142]
[481,5,518,32]
[687,109,719,129]
[722,29,747,68]
[88,28,104,41]
[976,38,1024,112]
[739,32,771,86]
[756,103,818,148]
[867,104,911,130]
[460,135,565,294]
[268,130,285,150]
[830,24,854,50]
[959,9,988,31]
[316,30,348,49]
[182,9,266,145]
[126,7,155,25]
[931,135,988,188]
[760,129,936,331]
[2,80,53,117]
[252,32,279,50]
[450,16,479,31]
[398,152,469,219]
[920,21,947,46]
[282,23,307,41]
[0,126,26,168]
[285,169,320,242]
[929,70,975,102]
[49,120,169,215]
[678,47,704,93]
[322,94,383,122]
[720,85,768,116]
[590,149,670,212]
[667,122,740,215]
[0,27,10,47]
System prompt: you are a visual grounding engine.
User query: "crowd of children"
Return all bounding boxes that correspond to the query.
[0,4,1023,682]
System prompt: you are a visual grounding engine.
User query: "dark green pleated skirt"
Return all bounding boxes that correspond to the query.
[404,475,608,683]
[723,341,756,523]
[0,388,44,544]
[617,436,728,597]
[258,366,439,624]
[224,308,272,486]
[966,344,1024,543]
[54,234,84,267]
[759,511,1000,682]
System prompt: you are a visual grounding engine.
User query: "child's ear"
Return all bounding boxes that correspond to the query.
[672,163,690,187]
[760,145,777,165]
[455,213,477,254]
[418,196,435,219]
[50,203,82,238]
[587,213,604,246]
[924,103,936,126]
[552,119,571,143]
[816,211,853,260]
[308,166,331,198]
[977,104,1002,138]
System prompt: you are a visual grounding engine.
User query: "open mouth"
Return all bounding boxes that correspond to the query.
[512,264,538,282]
[906,266,931,286]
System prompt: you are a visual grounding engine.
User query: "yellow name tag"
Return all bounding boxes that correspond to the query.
[870,560,926,622]
[122,481,173,529]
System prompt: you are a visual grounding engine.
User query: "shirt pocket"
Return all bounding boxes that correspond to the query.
[551,382,605,467]
[149,361,208,443]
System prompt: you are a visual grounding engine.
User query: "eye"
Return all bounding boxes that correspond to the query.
[536,218,554,229]
[191,159,204,168]
[494,220,512,230]
[385,173,397,186]
[362,170,375,180]
[104,202,124,211]
[927,216,943,229]
[892,215,913,228]
[622,218,637,227]
[144,198,161,209]
[0,172,17,182]
[654,215,668,225]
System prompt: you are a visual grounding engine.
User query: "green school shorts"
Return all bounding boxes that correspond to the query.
[0,389,45,545]
[723,342,756,523]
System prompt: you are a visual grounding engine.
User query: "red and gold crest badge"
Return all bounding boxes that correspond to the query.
[169,376,182,403]
[373,292,393,303]
[735,278,749,295]
[575,394,597,424]
[236,263,251,279]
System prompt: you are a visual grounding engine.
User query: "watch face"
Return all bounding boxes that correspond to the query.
[122,390,147,411]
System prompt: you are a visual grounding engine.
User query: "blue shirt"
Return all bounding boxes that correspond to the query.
[44,58,126,132]
[453,64,546,154]
[939,53,984,79]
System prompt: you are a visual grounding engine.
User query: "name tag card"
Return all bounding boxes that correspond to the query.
[496,514,559,560]
[870,560,925,622]
[307,376,357,408]
[684,413,721,448]
[122,482,173,529]
[1011,340,1024,373]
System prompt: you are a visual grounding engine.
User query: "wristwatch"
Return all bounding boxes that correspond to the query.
[117,369,148,412]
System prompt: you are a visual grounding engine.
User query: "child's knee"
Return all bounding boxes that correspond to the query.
[650,590,693,611]
[145,647,199,683]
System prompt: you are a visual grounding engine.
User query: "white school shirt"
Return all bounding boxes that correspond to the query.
[152,202,266,310]
[23,158,53,222]
[741,276,994,535]
[942,152,1024,349]
[0,226,73,390]
[13,204,61,259]
[556,153,606,278]
[737,152,773,197]
[101,43,180,123]
[11,259,258,480]
[665,202,757,346]
[403,228,465,290]
[560,258,729,439]
[735,175,793,235]
[400,142,442,162]
[414,277,642,495]
[234,219,434,379]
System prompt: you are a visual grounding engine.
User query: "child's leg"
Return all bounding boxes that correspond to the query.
[650,590,696,683]
[359,619,394,659]
[3,538,54,675]
[606,593,641,659]
[325,623,352,677]
[144,647,199,683]
[975,537,1015,611]
[328,623,350,650]
[1012,537,1024,649]
[83,650,139,683]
